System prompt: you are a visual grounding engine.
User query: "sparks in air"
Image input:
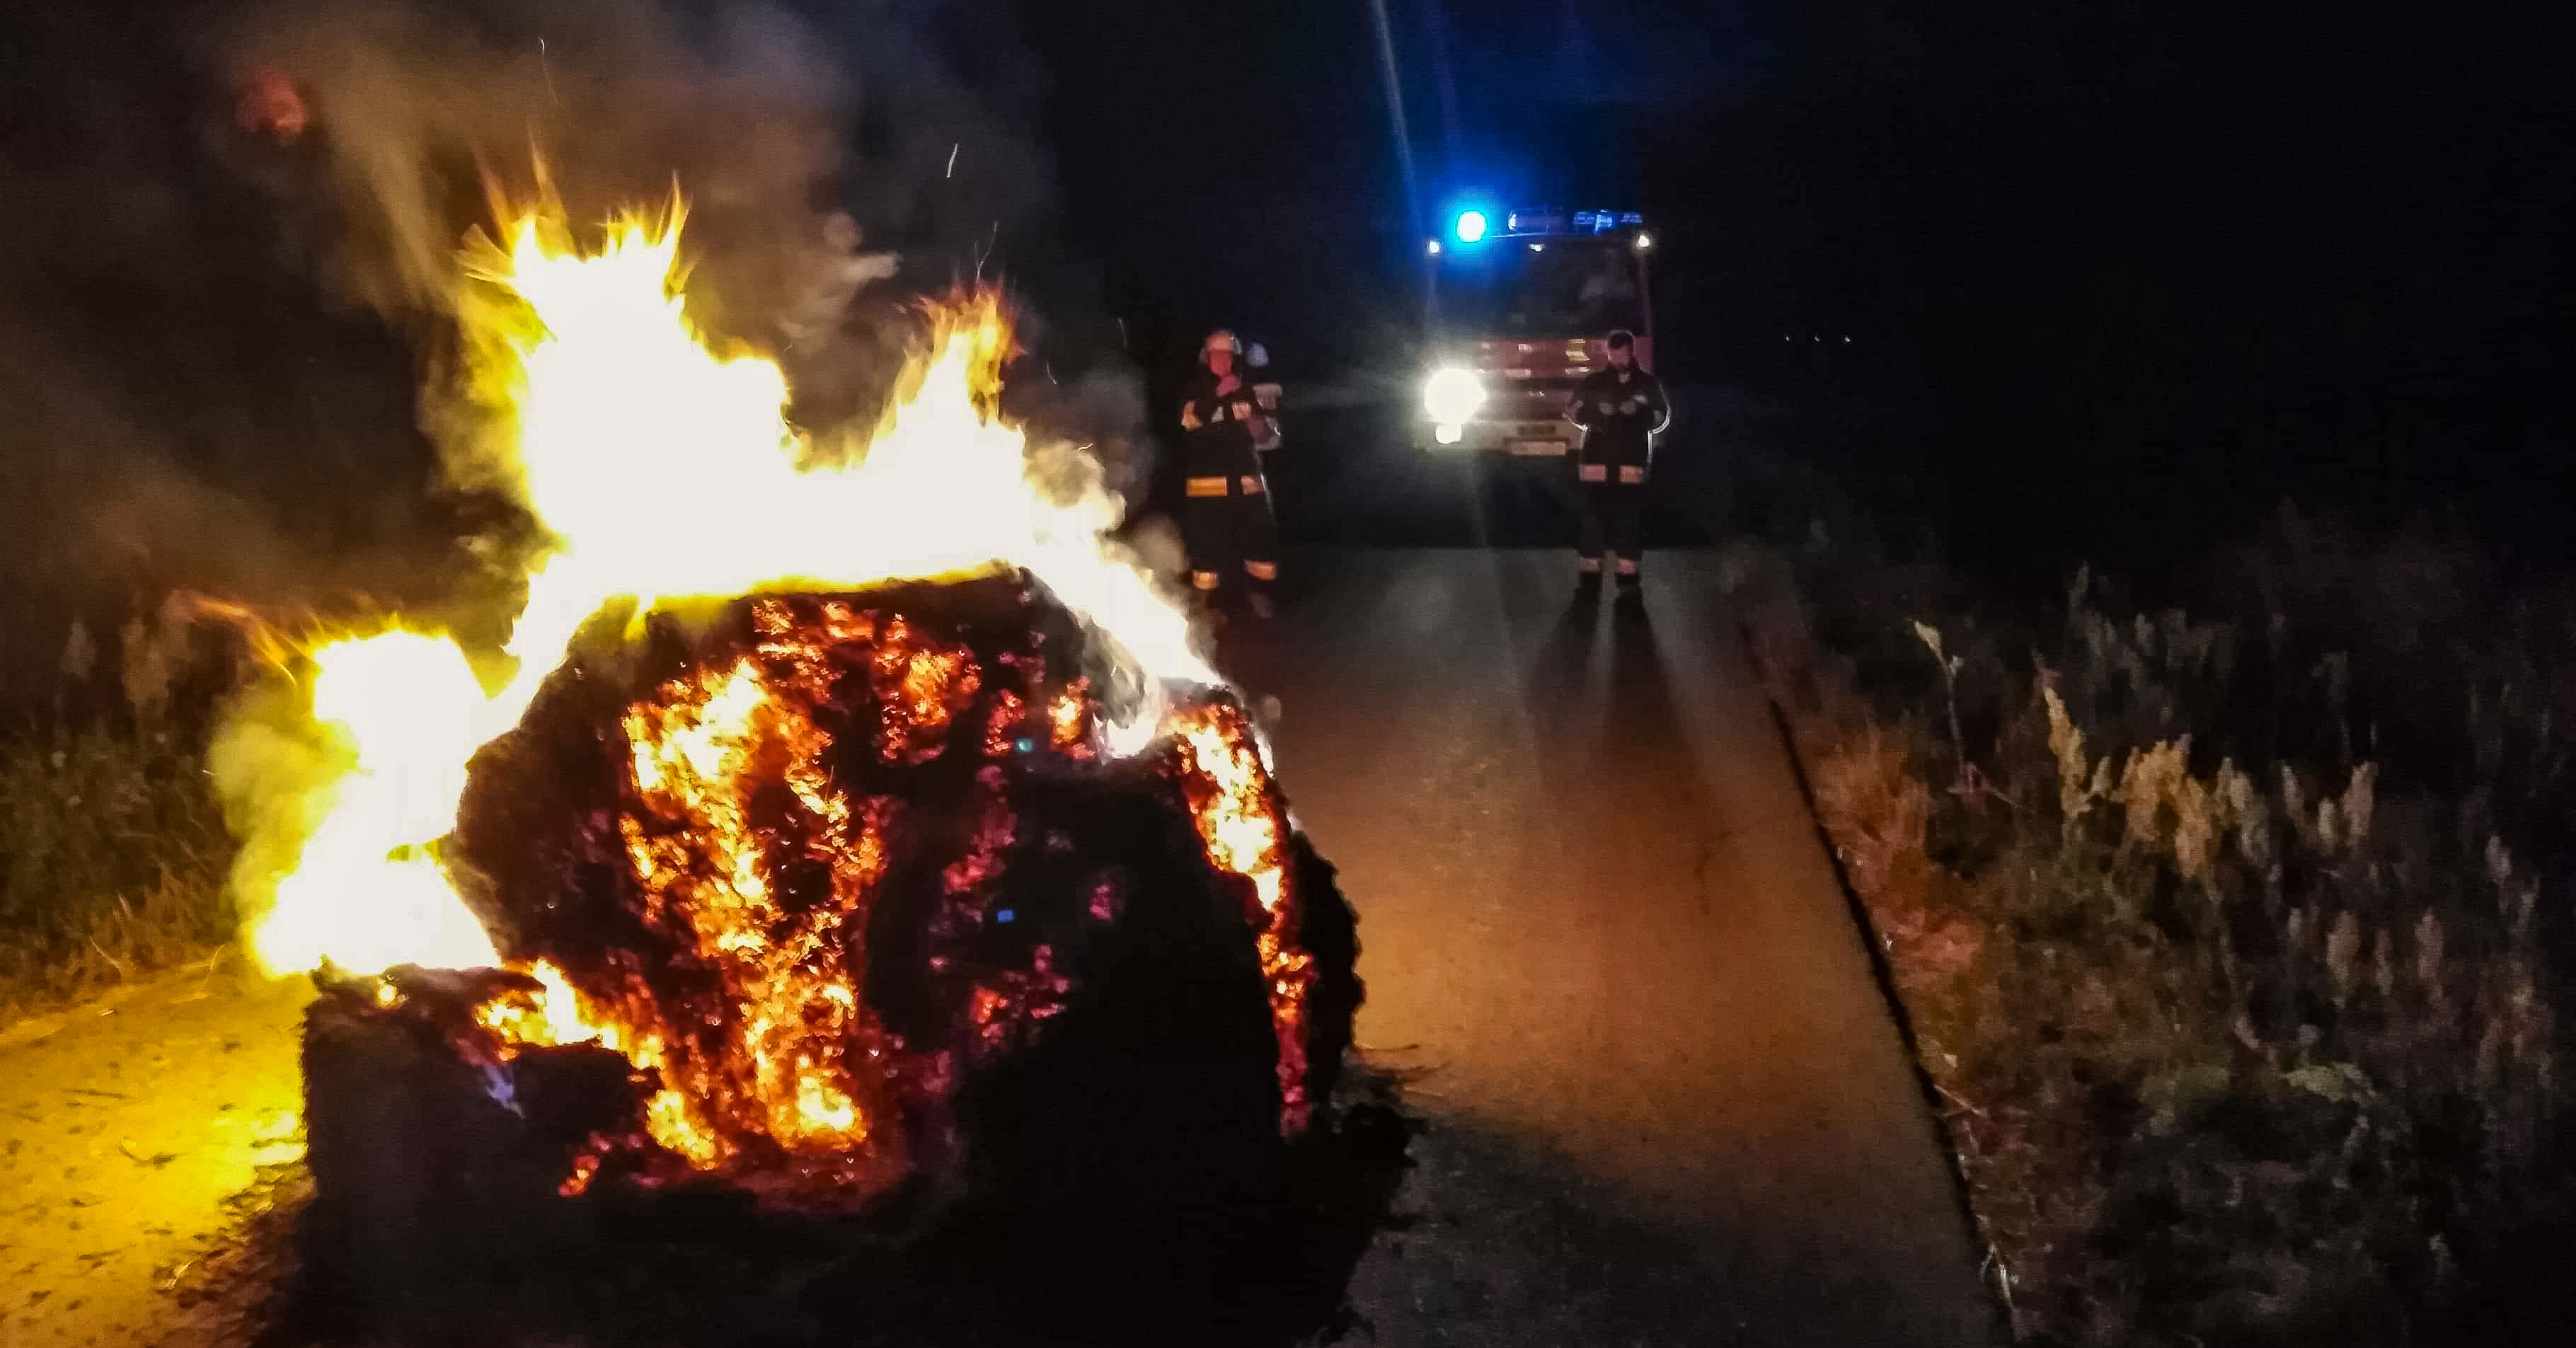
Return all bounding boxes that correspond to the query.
[217,198,1214,979]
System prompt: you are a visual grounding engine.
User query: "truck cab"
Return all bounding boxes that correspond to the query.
[1415,209,1655,454]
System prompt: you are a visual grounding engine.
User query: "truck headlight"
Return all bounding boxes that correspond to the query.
[1422,368,1485,425]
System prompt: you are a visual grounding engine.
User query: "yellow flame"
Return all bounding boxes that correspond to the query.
[617,657,878,1157]
[225,200,1213,978]
[1175,712,1288,916]
[250,630,499,973]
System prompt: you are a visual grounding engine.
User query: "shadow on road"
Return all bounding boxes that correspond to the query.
[1517,589,1690,797]
[1606,601,1686,766]
[1524,589,1601,709]
[1348,1098,1758,1348]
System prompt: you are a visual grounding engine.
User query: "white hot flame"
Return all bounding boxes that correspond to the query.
[219,203,1212,977]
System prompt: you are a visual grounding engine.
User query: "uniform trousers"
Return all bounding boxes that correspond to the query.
[1182,473,1280,592]
[1575,462,1646,578]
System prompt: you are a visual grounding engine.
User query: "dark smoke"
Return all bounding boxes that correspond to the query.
[209,0,909,454]
[0,0,1161,714]
[211,0,882,333]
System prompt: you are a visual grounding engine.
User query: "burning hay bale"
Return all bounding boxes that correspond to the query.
[296,575,1367,1341]
[179,195,1396,1343]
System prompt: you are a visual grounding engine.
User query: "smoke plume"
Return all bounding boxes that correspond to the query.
[216,1,873,319]
[0,0,1161,715]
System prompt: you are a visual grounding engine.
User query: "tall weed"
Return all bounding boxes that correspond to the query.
[0,604,241,1020]
[0,730,235,1017]
[1736,522,2571,1345]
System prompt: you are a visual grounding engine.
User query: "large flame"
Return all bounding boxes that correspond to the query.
[226,202,1212,978]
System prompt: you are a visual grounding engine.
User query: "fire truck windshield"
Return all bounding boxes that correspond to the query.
[1434,238,1644,338]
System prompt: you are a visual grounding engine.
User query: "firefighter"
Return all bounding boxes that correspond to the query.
[1566,328,1670,601]
[1178,330,1280,616]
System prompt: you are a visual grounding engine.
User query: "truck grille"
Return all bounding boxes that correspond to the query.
[1489,377,1577,418]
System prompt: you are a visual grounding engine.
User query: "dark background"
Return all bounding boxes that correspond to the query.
[1006,0,2576,586]
[1,0,2570,646]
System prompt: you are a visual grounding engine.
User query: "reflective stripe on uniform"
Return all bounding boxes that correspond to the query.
[1618,464,1645,485]
[1244,560,1278,581]
[1239,475,1265,495]
[1191,570,1222,590]
[1577,463,1608,482]
[1576,555,1604,572]
[1616,557,1640,576]
[1185,476,1231,497]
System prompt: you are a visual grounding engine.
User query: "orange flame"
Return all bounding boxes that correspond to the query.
[212,190,1328,1194]
[217,199,1212,979]
[1169,703,1316,1131]
[615,657,888,1164]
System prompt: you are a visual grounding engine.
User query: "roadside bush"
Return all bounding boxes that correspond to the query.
[1735,515,2575,1345]
[0,729,235,1017]
[0,611,239,1020]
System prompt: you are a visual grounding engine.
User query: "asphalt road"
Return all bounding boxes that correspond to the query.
[1248,391,1749,553]
[1221,547,1994,1347]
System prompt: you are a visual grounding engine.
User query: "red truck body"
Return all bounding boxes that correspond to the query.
[1418,209,1655,455]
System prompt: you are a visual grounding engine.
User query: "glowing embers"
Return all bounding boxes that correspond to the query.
[1170,703,1317,1132]
[435,585,1330,1205]
[220,202,1218,984]
[863,619,980,764]
[444,589,1064,1199]
[468,597,1009,1194]
[1049,677,1096,757]
[614,655,890,1167]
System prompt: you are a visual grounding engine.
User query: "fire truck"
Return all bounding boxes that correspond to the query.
[1415,207,1655,454]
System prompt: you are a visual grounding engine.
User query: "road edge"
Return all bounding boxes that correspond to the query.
[1733,612,2013,1347]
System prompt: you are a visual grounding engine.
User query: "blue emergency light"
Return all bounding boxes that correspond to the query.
[1453,210,1489,244]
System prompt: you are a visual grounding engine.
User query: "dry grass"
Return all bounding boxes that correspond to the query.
[0,729,236,1021]
[0,608,239,1023]
[1732,517,2574,1345]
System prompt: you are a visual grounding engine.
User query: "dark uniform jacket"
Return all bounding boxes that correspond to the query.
[1178,368,1267,485]
[1567,367,1671,472]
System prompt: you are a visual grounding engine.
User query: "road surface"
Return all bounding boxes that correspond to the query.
[1224,548,1992,1347]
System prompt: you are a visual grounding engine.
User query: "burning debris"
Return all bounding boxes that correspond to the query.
[202,202,1384,1339]
[300,580,1366,1341]
[459,579,1332,1183]
[216,204,1211,989]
